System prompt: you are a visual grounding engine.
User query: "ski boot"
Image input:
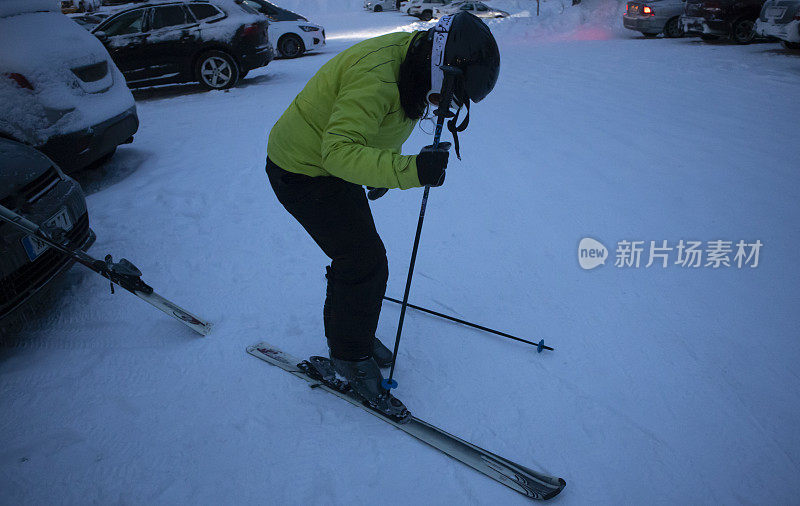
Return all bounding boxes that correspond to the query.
[330,355,410,422]
[372,337,394,368]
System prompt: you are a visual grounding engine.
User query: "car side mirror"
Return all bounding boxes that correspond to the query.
[94,30,109,43]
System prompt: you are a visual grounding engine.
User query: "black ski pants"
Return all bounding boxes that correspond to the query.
[266,158,388,361]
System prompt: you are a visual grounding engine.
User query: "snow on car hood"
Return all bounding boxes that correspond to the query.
[0,11,110,76]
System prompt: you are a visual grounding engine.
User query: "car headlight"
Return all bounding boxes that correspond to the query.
[299,25,320,32]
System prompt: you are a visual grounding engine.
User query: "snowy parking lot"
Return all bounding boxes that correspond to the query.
[2,2,800,504]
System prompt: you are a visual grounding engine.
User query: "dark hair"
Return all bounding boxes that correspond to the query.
[398,31,432,121]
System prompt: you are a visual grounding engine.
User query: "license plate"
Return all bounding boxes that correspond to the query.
[21,208,73,262]
[765,6,786,18]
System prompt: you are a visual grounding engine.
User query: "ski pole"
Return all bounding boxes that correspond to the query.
[383,67,462,391]
[382,296,553,352]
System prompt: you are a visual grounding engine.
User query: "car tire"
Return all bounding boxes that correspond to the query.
[420,9,432,21]
[642,32,658,38]
[731,18,755,44]
[782,41,800,50]
[664,17,683,38]
[700,34,719,41]
[278,34,305,59]
[374,4,383,11]
[196,50,240,90]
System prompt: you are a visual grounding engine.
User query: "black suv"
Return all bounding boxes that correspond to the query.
[681,0,767,43]
[92,0,274,90]
[0,138,95,325]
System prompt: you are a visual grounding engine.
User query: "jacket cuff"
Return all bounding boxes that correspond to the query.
[396,156,422,190]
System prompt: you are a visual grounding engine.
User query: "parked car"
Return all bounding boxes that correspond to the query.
[0,138,96,325]
[68,12,110,29]
[754,0,800,48]
[623,0,686,38]
[0,0,138,173]
[433,1,509,19]
[408,0,450,20]
[240,0,325,58]
[364,0,400,12]
[92,0,274,90]
[399,0,413,13]
[681,0,767,43]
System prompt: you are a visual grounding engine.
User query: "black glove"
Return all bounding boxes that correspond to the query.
[416,142,451,187]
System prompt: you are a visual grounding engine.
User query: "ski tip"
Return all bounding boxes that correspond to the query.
[542,478,566,500]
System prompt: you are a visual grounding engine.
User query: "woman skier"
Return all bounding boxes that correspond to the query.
[265,13,500,418]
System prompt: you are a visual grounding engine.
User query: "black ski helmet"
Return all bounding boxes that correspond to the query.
[428,12,500,106]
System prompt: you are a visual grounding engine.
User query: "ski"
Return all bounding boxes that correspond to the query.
[247,341,566,501]
[0,204,212,336]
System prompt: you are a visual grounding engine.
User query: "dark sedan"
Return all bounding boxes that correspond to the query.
[92,0,274,90]
[0,138,95,325]
[681,0,767,42]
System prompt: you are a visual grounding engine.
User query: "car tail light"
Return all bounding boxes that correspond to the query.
[643,5,654,15]
[241,23,265,42]
[6,73,33,90]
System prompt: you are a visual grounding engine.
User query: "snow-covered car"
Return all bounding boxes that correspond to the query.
[399,0,413,13]
[364,0,399,12]
[433,1,509,19]
[681,0,766,43]
[623,0,686,38]
[92,0,274,90]
[754,0,800,48]
[407,0,450,20]
[240,0,325,58]
[0,138,95,325]
[0,0,139,173]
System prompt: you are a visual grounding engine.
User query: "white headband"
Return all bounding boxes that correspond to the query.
[427,14,454,104]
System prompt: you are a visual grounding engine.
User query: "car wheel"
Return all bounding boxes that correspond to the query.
[700,34,719,41]
[419,9,432,21]
[374,4,383,11]
[642,32,658,38]
[278,34,305,59]
[664,17,683,38]
[196,50,240,90]
[782,41,800,50]
[731,18,755,44]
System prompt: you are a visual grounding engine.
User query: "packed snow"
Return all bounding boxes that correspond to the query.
[2,1,800,504]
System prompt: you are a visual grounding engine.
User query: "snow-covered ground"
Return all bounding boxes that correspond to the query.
[3,3,800,504]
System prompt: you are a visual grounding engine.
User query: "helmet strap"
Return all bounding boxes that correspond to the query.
[446,101,469,160]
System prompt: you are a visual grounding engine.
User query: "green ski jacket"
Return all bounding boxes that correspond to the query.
[267,31,423,190]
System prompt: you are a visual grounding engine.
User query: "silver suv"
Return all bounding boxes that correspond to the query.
[623,0,687,37]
